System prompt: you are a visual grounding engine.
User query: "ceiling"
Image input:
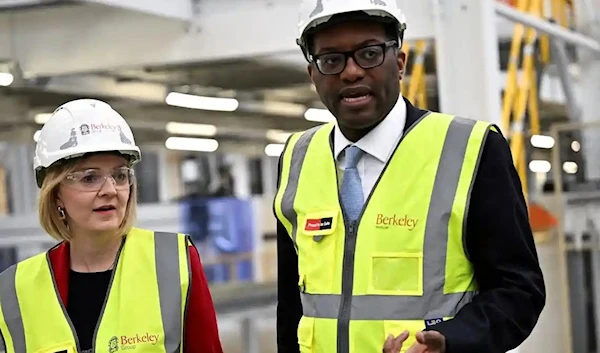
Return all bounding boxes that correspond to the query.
[0,2,574,153]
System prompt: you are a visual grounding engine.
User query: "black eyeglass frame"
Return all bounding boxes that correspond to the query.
[308,40,399,75]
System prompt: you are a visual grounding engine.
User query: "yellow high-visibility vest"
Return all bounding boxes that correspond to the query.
[0,228,191,353]
[274,112,497,353]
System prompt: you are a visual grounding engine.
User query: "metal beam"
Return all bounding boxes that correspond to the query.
[17,98,315,139]
[0,81,315,141]
[25,74,311,119]
[120,105,315,132]
[0,0,438,77]
[79,0,193,21]
[42,75,167,103]
[0,0,533,77]
[0,0,65,10]
[549,39,582,121]
[0,0,43,7]
[495,2,600,52]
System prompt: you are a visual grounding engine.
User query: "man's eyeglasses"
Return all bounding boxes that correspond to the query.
[64,167,135,191]
[310,40,398,75]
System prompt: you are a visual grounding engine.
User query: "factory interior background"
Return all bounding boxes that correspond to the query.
[0,0,599,352]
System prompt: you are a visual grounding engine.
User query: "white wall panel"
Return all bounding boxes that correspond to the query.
[80,0,193,21]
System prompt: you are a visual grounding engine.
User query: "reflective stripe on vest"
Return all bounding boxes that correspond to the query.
[0,228,191,353]
[274,112,496,353]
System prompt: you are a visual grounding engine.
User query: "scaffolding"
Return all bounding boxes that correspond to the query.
[401,39,430,110]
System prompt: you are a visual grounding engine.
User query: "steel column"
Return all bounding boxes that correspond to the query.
[567,250,591,353]
[241,317,260,353]
[549,39,582,121]
[0,142,37,215]
[571,1,600,350]
[574,0,600,181]
[432,0,502,126]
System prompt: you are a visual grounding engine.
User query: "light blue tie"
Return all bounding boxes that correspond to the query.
[340,145,365,222]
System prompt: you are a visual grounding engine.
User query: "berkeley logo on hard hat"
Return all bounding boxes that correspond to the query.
[310,0,323,17]
[90,122,118,133]
[80,124,90,135]
[118,125,132,144]
[78,121,132,145]
[59,128,78,150]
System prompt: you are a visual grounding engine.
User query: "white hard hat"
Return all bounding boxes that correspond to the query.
[296,0,407,50]
[33,99,141,187]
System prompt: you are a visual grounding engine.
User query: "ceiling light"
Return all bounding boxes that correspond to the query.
[165,137,219,152]
[529,160,551,173]
[34,113,52,125]
[265,143,285,157]
[266,129,293,143]
[563,161,578,174]
[0,72,13,86]
[571,141,580,152]
[33,130,41,142]
[530,134,554,149]
[257,101,306,117]
[165,92,239,112]
[165,122,217,136]
[304,108,335,123]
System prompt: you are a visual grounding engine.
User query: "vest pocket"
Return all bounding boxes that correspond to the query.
[367,252,423,296]
[297,316,315,353]
[297,211,340,293]
[34,342,77,353]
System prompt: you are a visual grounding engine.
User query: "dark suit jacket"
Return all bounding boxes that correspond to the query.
[276,97,546,353]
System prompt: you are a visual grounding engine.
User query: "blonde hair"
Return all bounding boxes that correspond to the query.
[38,156,138,242]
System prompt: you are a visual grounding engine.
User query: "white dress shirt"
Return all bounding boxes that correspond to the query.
[334,96,407,197]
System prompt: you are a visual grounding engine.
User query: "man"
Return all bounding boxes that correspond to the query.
[273,1,546,353]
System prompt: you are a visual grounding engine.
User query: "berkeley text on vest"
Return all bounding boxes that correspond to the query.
[375,213,418,231]
[121,333,159,349]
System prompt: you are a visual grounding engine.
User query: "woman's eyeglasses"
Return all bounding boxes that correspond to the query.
[63,167,135,191]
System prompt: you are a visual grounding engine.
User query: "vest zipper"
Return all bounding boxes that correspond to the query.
[91,237,126,353]
[337,218,357,353]
[330,113,432,353]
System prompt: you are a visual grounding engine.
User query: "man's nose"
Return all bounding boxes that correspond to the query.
[340,57,366,82]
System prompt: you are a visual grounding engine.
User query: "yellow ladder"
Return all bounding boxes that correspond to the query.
[501,0,571,199]
[403,0,572,199]
[401,39,429,110]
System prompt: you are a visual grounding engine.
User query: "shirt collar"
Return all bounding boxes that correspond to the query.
[333,95,407,163]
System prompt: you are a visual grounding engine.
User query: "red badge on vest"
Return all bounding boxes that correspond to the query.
[304,217,333,231]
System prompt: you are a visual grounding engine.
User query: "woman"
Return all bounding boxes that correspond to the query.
[0,99,223,353]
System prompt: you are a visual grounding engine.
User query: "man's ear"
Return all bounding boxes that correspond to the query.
[397,50,407,80]
[307,63,313,78]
